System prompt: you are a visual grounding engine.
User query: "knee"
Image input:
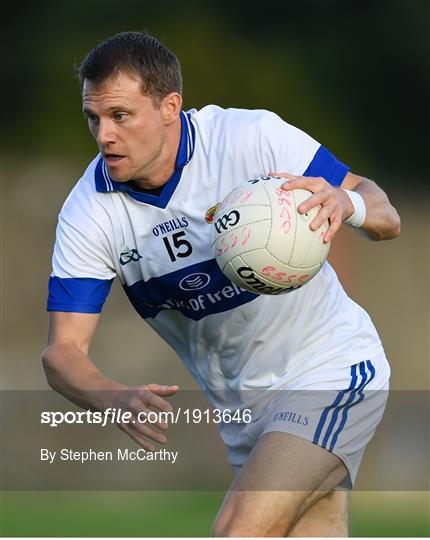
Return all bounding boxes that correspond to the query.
[211,516,238,537]
[212,523,258,537]
[211,521,230,537]
[211,518,228,537]
[212,515,290,537]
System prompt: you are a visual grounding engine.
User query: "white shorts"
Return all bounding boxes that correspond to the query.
[220,352,390,489]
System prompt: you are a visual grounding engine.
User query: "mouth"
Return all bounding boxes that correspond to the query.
[103,153,125,165]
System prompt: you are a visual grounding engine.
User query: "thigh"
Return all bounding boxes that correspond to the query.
[212,431,348,537]
[235,357,388,489]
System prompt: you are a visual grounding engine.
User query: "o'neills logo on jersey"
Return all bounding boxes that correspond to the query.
[152,217,189,236]
[237,266,299,295]
[205,203,221,224]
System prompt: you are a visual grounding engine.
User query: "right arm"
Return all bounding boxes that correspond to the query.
[42,312,179,452]
[45,181,179,450]
[42,311,116,409]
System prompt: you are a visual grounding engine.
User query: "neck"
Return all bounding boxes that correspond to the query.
[132,116,182,190]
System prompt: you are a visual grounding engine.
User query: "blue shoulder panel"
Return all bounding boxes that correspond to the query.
[47,276,113,313]
[303,146,350,186]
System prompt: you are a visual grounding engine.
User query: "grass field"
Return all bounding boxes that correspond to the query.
[1,491,428,537]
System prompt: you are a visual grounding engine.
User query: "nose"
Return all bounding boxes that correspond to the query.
[96,119,116,146]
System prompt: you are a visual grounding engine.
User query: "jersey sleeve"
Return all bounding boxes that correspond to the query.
[47,203,116,314]
[258,111,350,186]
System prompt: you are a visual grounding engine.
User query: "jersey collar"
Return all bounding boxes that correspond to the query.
[94,110,196,208]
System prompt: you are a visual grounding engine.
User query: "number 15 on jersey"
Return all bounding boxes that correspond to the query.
[162,232,193,262]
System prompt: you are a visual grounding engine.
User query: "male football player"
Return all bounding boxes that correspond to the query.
[43,31,400,537]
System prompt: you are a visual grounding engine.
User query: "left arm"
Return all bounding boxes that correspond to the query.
[271,171,401,242]
[340,172,401,241]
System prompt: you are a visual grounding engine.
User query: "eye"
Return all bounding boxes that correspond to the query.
[114,112,128,121]
[84,113,99,124]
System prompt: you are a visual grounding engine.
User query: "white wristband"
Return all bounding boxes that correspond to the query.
[342,189,366,228]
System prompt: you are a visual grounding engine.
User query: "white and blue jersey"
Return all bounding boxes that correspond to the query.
[47,105,384,410]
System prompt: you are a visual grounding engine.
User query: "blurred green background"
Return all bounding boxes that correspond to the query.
[1,492,429,537]
[2,0,429,537]
[3,0,429,184]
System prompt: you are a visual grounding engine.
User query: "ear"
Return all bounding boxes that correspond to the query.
[160,92,182,125]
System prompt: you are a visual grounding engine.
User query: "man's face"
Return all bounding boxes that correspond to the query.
[82,72,166,183]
